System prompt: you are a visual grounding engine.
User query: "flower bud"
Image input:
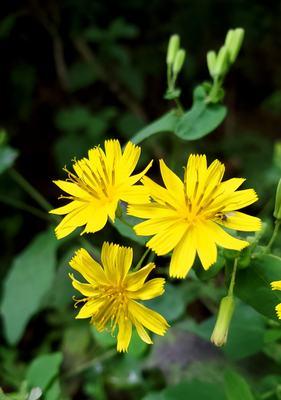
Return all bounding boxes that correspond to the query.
[274,178,281,220]
[211,295,235,347]
[166,34,180,65]
[207,50,217,77]
[227,28,245,63]
[172,49,186,75]
[214,45,229,76]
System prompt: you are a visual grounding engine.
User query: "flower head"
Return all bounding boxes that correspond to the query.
[271,280,281,319]
[128,154,261,279]
[50,140,152,239]
[69,242,169,352]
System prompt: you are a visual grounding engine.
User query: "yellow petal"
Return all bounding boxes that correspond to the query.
[276,304,281,319]
[222,189,258,211]
[69,273,97,296]
[129,301,169,335]
[76,298,104,319]
[126,263,155,291]
[54,205,93,239]
[134,217,180,236]
[128,278,165,300]
[120,185,150,204]
[70,248,107,285]
[53,180,91,200]
[206,221,248,250]
[141,176,177,207]
[271,281,281,291]
[146,223,187,255]
[80,207,108,234]
[117,141,141,179]
[220,211,261,232]
[49,200,84,215]
[104,139,122,170]
[117,317,132,352]
[170,229,196,278]
[127,160,153,186]
[159,159,185,205]
[195,223,217,270]
[134,320,153,344]
[101,242,120,281]
[116,245,133,282]
[128,203,177,219]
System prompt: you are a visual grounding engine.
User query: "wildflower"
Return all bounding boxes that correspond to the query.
[271,280,281,319]
[128,154,261,278]
[211,295,235,346]
[69,242,169,352]
[50,140,152,239]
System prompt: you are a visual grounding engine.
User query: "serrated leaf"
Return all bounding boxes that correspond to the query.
[1,230,57,344]
[175,85,227,140]
[235,254,281,320]
[131,111,179,145]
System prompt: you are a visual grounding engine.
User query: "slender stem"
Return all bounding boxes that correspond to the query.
[63,349,115,379]
[9,169,52,211]
[0,194,51,221]
[265,220,280,252]
[228,258,238,297]
[134,248,150,271]
[174,98,184,115]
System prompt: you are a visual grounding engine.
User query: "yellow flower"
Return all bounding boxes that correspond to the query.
[50,139,152,239]
[69,242,169,352]
[128,154,261,279]
[271,280,281,319]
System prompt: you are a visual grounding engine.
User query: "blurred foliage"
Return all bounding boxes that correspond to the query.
[0,0,281,399]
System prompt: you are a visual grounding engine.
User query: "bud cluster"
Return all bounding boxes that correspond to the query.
[207,28,244,79]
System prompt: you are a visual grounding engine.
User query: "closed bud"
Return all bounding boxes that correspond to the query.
[166,34,180,65]
[214,45,229,76]
[172,49,186,75]
[207,51,217,77]
[274,178,281,220]
[225,29,234,49]
[227,28,245,63]
[211,295,235,347]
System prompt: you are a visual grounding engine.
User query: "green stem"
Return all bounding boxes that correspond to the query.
[174,98,184,115]
[134,248,150,271]
[0,194,50,221]
[63,349,115,379]
[9,169,52,211]
[206,76,222,104]
[228,258,238,296]
[265,220,280,252]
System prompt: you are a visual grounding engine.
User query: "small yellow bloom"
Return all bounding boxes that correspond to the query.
[50,139,152,239]
[128,154,261,279]
[69,242,169,352]
[271,280,281,319]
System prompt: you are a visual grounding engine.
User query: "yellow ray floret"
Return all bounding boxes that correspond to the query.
[271,280,281,319]
[128,155,261,279]
[50,139,152,239]
[69,242,169,352]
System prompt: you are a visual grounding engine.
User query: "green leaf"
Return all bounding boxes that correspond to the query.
[175,86,227,140]
[144,380,226,400]
[0,146,18,174]
[146,283,186,322]
[223,302,266,360]
[235,254,281,320]
[1,230,57,344]
[131,111,179,145]
[224,369,254,400]
[113,216,148,245]
[68,62,97,92]
[26,352,62,392]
